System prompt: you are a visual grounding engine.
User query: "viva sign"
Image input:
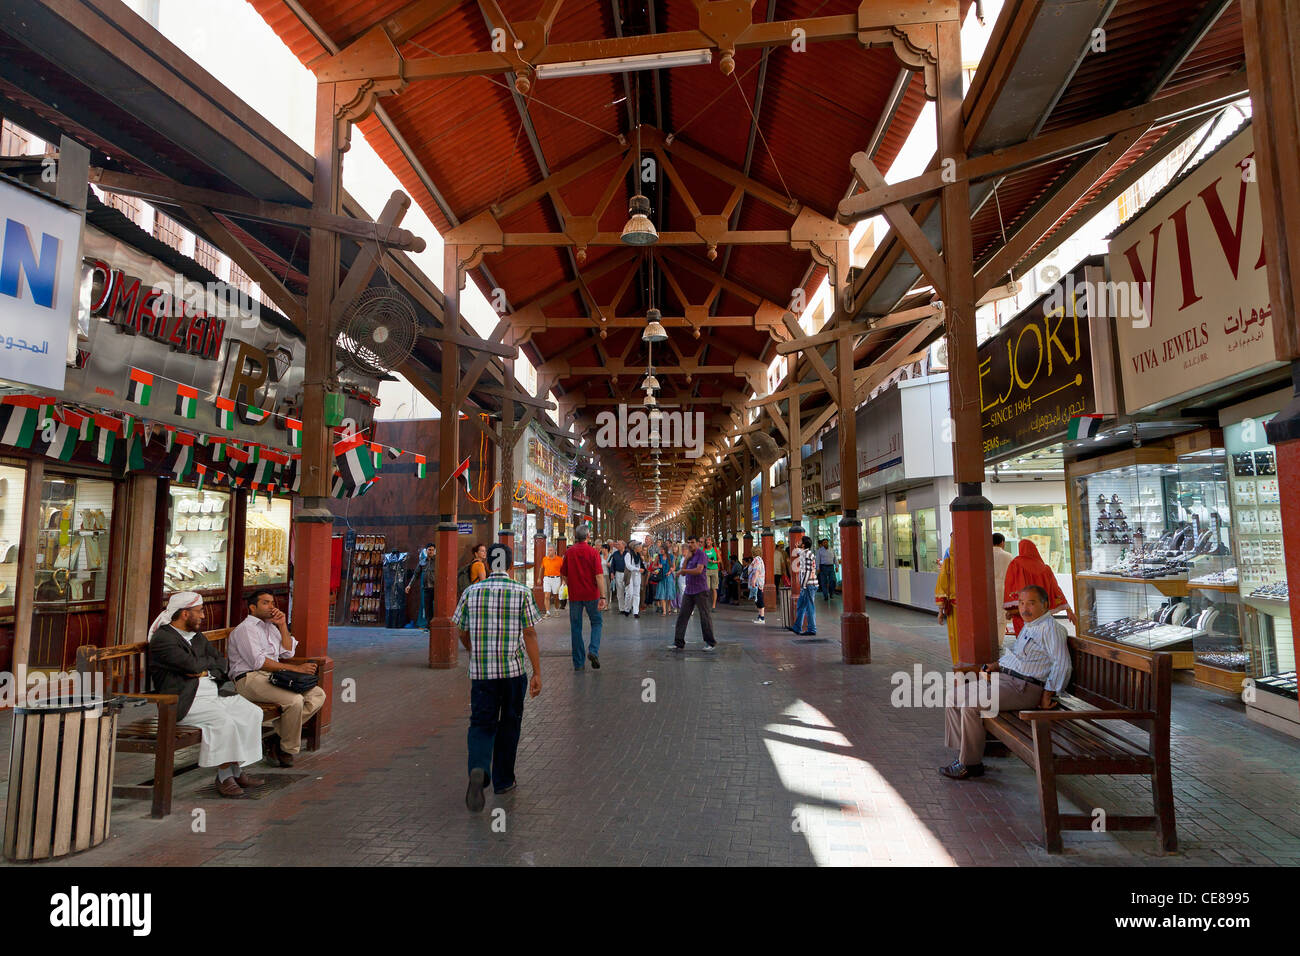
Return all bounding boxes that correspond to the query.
[0,180,82,391]
[1110,124,1280,413]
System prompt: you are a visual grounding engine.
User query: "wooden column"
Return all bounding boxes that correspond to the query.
[760,457,775,609]
[557,515,567,556]
[292,82,345,734]
[118,474,158,644]
[499,359,516,557]
[742,447,754,560]
[1244,0,1300,689]
[532,504,546,609]
[837,335,870,663]
[429,243,462,668]
[936,19,995,668]
[787,391,804,550]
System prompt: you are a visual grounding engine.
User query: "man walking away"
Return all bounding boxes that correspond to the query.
[817,538,836,602]
[541,542,564,616]
[791,539,818,635]
[561,524,608,671]
[609,542,627,614]
[672,537,717,651]
[454,543,542,811]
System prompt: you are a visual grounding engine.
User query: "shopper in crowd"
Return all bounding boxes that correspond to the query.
[774,541,788,587]
[454,543,541,811]
[228,589,325,767]
[383,549,409,629]
[654,543,678,615]
[469,542,488,584]
[816,538,837,602]
[723,553,745,604]
[148,592,265,798]
[672,537,717,650]
[940,585,1070,780]
[935,533,959,664]
[561,524,607,671]
[404,542,437,627]
[621,540,645,618]
[541,541,564,617]
[1003,539,1075,636]
[608,540,626,613]
[749,549,767,624]
[790,538,818,636]
[991,533,1014,647]
[703,536,721,609]
[673,542,686,610]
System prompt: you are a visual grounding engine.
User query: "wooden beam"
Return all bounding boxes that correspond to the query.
[453,318,513,406]
[181,203,306,327]
[850,156,948,298]
[422,325,518,358]
[92,168,425,251]
[782,313,838,398]
[744,380,824,408]
[328,191,411,330]
[475,384,557,410]
[775,303,939,354]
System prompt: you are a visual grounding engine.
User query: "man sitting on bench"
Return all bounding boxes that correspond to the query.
[939,584,1071,780]
[148,592,266,798]
[228,589,325,767]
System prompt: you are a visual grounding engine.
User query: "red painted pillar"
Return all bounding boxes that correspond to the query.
[291,515,334,732]
[429,523,459,667]
[839,518,870,663]
[951,491,996,667]
[532,506,546,609]
[742,533,753,561]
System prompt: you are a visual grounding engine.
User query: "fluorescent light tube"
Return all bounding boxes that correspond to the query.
[535,49,713,81]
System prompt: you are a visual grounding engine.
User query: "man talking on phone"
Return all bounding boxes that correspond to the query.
[453,542,543,812]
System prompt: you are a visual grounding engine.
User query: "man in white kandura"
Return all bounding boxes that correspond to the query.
[148,592,266,798]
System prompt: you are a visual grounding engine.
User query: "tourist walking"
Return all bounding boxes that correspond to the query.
[704,536,721,608]
[816,538,837,602]
[790,538,818,635]
[621,541,645,617]
[749,549,767,624]
[561,524,608,671]
[653,544,677,614]
[453,543,542,810]
[672,537,716,650]
[608,541,626,613]
[935,533,959,664]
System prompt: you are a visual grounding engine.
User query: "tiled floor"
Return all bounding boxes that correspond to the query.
[3,596,1299,866]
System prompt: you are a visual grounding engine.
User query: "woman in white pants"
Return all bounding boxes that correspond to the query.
[621,544,644,618]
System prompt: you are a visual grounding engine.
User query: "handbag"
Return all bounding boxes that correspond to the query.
[269,669,318,693]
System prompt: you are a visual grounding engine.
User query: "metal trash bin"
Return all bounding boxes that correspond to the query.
[4,695,121,862]
[778,585,792,629]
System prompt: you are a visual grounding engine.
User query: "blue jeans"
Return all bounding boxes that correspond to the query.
[569,599,603,669]
[467,675,527,792]
[794,585,817,634]
[818,565,835,600]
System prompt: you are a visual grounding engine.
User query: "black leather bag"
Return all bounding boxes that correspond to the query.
[269,669,318,693]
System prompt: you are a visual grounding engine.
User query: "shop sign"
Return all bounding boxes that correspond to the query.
[1110,125,1280,413]
[513,421,575,515]
[457,522,474,535]
[51,224,378,453]
[823,386,905,498]
[979,257,1116,462]
[0,179,83,391]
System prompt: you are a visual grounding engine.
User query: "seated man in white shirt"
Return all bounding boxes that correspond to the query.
[227,589,326,767]
[939,584,1072,780]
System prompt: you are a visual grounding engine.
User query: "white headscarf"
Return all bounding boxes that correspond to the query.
[149,591,203,638]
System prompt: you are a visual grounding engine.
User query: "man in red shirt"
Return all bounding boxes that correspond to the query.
[560,524,609,671]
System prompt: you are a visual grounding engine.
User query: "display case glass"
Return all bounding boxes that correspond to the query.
[34,474,114,607]
[1226,416,1294,692]
[915,507,940,574]
[244,495,291,586]
[164,486,231,594]
[890,513,913,570]
[1069,452,1202,657]
[867,516,885,568]
[0,462,27,612]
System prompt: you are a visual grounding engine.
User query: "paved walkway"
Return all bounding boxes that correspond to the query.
[3,596,1300,866]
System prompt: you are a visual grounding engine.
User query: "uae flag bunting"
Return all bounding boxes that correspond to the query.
[44,422,78,462]
[207,436,227,462]
[440,455,472,495]
[334,434,375,488]
[286,459,301,493]
[286,417,303,448]
[247,443,261,465]
[215,396,236,431]
[125,428,145,474]
[175,384,199,419]
[169,431,196,480]
[126,368,153,406]
[251,458,276,485]
[242,404,269,425]
[261,448,290,466]
[386,445,403,461]
[61,408,93,442]
[0,396,47,449]
[415,454,426,479]
[92,414,119,463]
[1067,414,1104,440]
[370,442,384,471]
[225,444,250,473]
[195,463,207,491]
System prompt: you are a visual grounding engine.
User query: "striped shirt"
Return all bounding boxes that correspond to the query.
[452,570,541,680]
[999,612,1072,693]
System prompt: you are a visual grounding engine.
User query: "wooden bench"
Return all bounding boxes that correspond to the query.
[77,627,325,818]
[982,636,1176,854]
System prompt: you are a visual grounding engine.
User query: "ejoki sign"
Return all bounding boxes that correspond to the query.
[978,256,1118,462]
[1109,123,1281,413]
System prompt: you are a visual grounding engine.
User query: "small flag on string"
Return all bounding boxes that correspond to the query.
[1067,414,1104,440]
[0,395,49,449]
[63,408,94,442]
[415,454,427,479]
[195,462,207,491]
[226,443,250,474]
[126,368,153,406]
[206,436,227,462]
[386,445,403,462]
[370,442,384,472]
[287,457,301,493]
[124,426,145,473]
[440,455,472,495]
[215,396,236,430]
[251,458,275,485]
[44,421,78,462]
[242,404,269,425]
[334,434,376,488]
[175,384,198,419]
[92,414,119,464]
[286,417,303,448]
[170,431,196,480]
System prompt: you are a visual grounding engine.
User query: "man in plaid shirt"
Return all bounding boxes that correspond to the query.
[453,543,542,812]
